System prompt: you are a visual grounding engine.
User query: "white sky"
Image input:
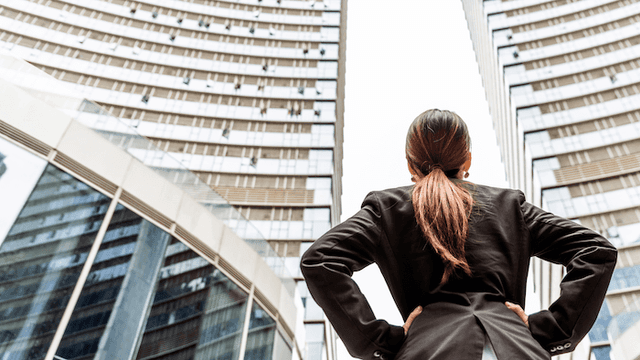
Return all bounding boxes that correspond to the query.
[338,1,510,359]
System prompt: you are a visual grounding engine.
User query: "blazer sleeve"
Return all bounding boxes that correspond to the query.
[300,191,405,360]
[520,192,617,356]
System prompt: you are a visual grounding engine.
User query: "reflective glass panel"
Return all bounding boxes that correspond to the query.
[0,163,111,360]
[136,239,249,360]
[591,345,611,360]
[244,302,276,360]
[304,324,324,360]
[272,330,292,360]
[589,302,612,343]
[297,282,323,321]
[55,206,171,360]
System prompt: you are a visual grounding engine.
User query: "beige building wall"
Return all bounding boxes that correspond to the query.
[461,0,640,359]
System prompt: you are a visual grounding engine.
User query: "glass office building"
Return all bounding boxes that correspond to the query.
[462,0,640,359]
[0,0,347,359]
[0,53,303,360]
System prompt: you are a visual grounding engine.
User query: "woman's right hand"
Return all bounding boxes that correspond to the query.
[505,301,529,328]
[402,306,423,335]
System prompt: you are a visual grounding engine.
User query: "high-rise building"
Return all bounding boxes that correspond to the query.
[0,0,346,359]
[461,0,640,359]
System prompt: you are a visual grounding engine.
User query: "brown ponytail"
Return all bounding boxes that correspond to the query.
[406,109,473,284]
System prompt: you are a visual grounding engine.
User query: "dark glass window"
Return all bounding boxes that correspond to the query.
[591,345,611,360]
[55,206,172,360]
[244,303,276,360]
[589,303,612,343]
[0,163,111,360]
[136,240,249,360]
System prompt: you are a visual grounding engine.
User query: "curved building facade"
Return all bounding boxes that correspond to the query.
[0,1,346,360]
[462,0,640,359]
[0,52,307,360]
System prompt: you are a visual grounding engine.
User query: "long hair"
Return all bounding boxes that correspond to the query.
[406,109,473,284]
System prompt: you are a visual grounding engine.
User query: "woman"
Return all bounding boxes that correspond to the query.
[300,109,617,360]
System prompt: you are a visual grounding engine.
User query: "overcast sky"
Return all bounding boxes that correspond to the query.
[338,1,510,359]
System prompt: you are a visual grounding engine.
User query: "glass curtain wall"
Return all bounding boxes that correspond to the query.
[244,303,276,360]
[137,238,248,360]
[54,205,171,360]
[0,134,284,360]
[0,147,111,359]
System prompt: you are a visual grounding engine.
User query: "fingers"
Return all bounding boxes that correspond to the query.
[408,305,423,320]
[504,301,518,311]
[505,301,529,328]
[402,306,423,335]
[505,301,522,316]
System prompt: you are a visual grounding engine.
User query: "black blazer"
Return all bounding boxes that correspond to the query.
[300,183,617,360]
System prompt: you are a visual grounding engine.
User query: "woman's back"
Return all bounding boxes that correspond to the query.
[359,183,550,359]
[301,182,616,359]
[366,183,531,314]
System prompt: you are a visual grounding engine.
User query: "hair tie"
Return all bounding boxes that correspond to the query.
[422,163,444,175]
[421,164,460,178]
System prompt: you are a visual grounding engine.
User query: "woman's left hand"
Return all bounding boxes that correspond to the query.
[402,306,423,335]
[505,301,529,328]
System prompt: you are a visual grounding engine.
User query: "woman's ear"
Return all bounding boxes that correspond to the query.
[408,162,417,182]
[463,151,472,172]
